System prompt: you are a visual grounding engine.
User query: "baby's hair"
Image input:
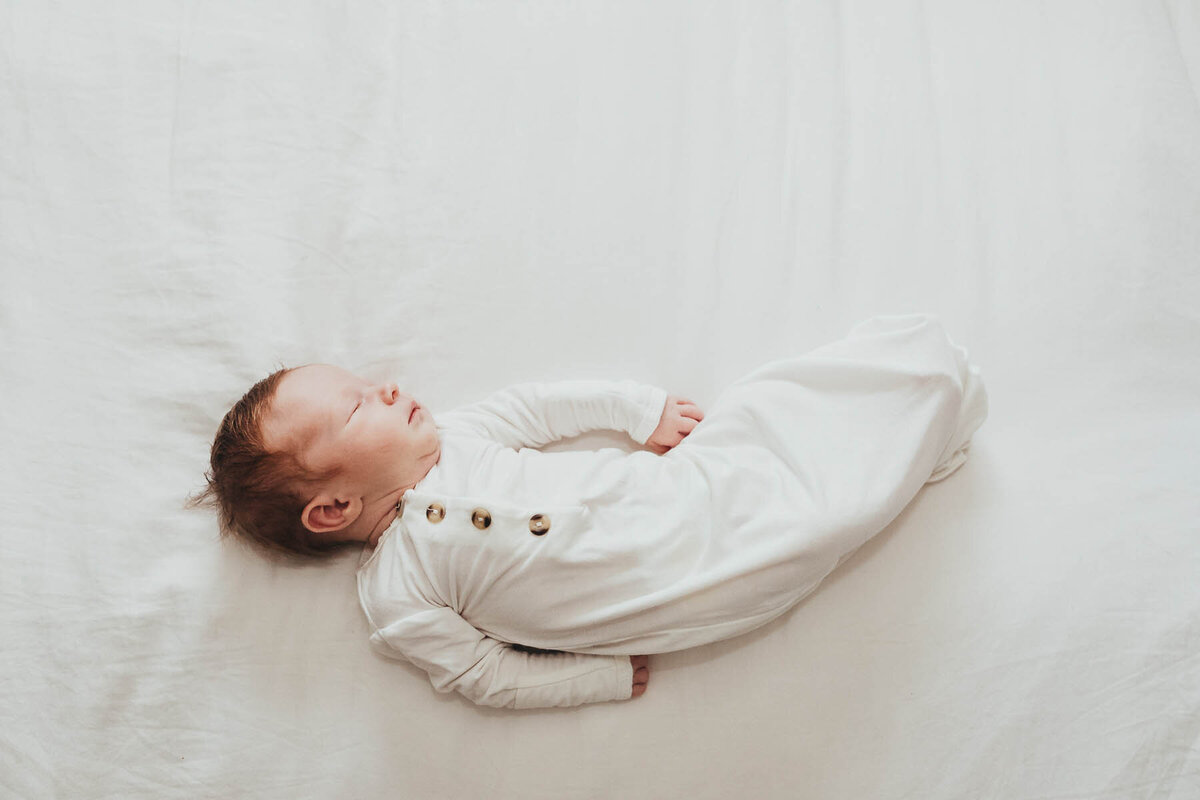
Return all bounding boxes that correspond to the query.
[188,366,350,562]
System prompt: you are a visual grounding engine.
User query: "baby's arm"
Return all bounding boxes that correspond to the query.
[369,604,642,709]
[441,380,669,450]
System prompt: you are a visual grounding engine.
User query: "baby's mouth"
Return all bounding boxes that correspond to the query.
[408,404,419,423]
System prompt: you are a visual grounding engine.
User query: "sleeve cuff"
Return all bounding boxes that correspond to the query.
[612,655,634,701]
[631,386,669,445]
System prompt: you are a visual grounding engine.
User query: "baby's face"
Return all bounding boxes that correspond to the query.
[262,364,440,504]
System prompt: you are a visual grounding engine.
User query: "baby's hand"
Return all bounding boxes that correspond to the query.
[630,655,650,698]
[647,395,705,454]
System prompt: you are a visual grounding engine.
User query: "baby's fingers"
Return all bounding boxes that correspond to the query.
[630,655,650,698]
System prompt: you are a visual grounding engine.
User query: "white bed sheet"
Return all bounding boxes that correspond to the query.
[2,1,1198,797]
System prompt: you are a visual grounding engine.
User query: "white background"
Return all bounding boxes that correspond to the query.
[2,1,1198,797]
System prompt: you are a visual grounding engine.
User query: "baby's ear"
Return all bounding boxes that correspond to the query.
[301,495,361,534]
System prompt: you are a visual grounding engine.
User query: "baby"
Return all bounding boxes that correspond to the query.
[198,314,987,709]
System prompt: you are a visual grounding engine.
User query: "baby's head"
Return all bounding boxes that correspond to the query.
[195,364,441,560]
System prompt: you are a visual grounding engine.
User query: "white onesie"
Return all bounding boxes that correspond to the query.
[356,314,988,709]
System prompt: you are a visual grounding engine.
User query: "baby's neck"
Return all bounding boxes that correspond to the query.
[352,449,440,546]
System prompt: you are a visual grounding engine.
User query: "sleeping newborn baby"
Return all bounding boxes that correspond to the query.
[199,314,987,709]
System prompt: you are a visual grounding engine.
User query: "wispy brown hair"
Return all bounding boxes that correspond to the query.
[188,367,351,561]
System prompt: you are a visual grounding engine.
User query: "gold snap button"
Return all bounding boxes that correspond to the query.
[395,498,405,518]
[426,503,445,523]
[471,508,492,530]
[529,514,550,536]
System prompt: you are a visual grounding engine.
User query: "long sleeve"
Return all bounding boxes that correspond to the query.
[440,379,668,450]
[368,605,633,709]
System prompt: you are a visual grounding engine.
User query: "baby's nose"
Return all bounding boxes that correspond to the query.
[379,383,400,404]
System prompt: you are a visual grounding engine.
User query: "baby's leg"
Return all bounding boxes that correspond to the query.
[813,314,987,483]
[927,350,987,482]
[705,313,987,543]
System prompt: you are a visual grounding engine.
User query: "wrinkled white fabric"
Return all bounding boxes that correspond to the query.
[6,0,1198,793]
[357,315,987,707]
